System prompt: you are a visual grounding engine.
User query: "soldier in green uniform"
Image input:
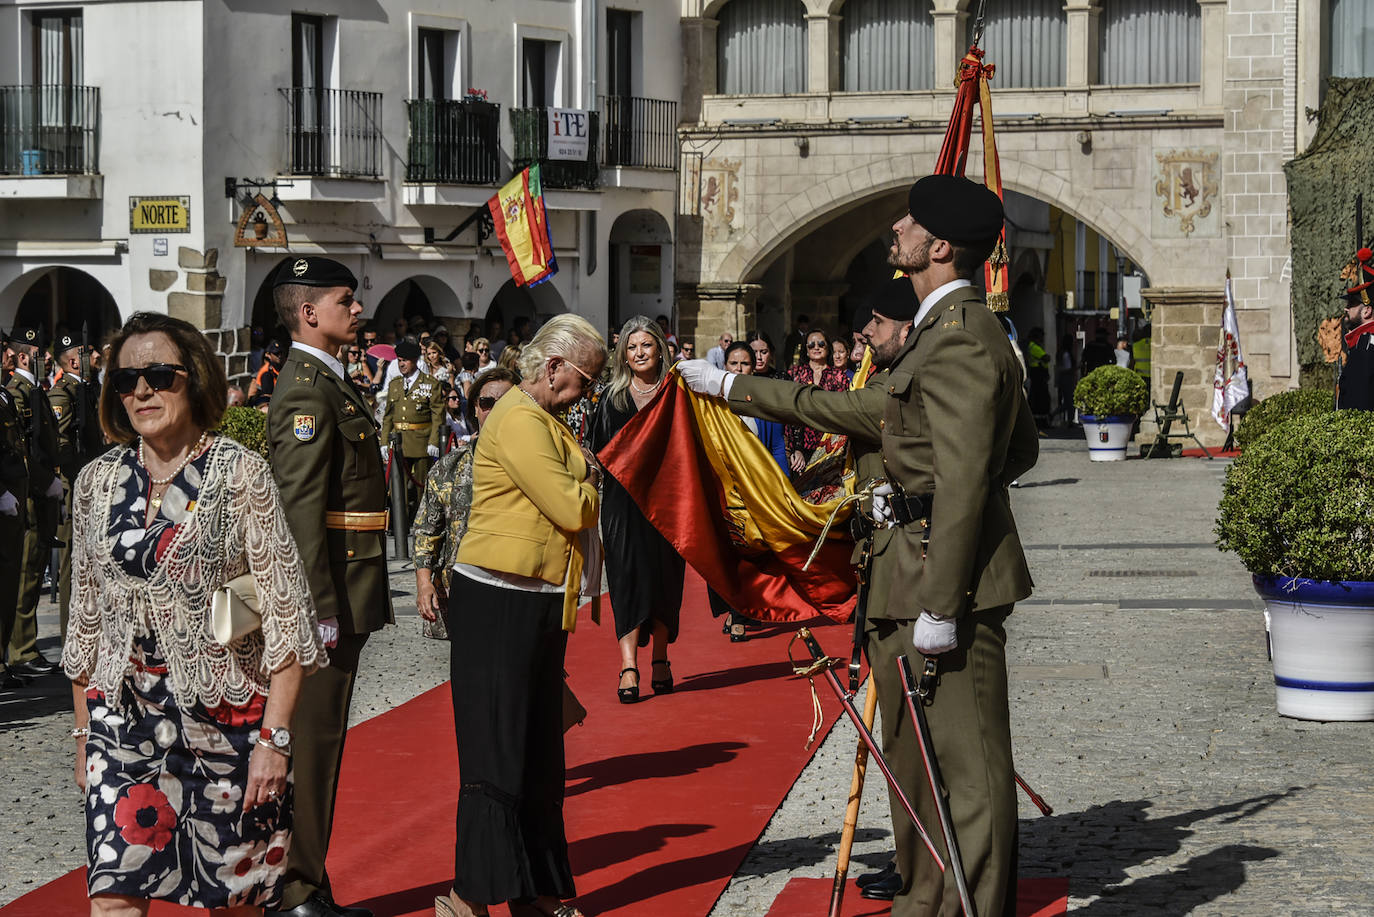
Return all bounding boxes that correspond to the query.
[0,333,30,689]
[266,257,393,917]
[379,339,444,520]
[4,327,63,678]
[49,332,105,639]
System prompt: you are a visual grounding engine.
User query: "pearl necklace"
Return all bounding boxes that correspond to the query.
[140,432,209,507]
[629,377,662,396]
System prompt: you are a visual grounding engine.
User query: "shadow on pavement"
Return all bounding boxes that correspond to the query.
[0,673,71,729]
[731,827,895,878]
[1020,788,1299,913]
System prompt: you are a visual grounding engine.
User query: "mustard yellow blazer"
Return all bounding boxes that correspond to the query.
[455,387,599,629]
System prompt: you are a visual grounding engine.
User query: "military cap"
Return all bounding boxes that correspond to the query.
[870,276,920,322]
[394,340,422,361]
[264,339,284,356]
[8,326,45,350]
[907,175,1005,244]
[54,333,80,356]
[272,256,358,290]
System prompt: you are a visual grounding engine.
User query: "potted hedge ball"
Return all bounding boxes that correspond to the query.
[1216,408,1374,721]
[1073,366,1149,461]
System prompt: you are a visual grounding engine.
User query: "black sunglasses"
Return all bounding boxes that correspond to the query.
[477,395,499,410]
[112,363,188,395]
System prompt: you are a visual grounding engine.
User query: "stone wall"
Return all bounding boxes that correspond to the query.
[1143,287,1229,448]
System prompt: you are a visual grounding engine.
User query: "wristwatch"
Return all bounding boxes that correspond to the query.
[258,726,293,756]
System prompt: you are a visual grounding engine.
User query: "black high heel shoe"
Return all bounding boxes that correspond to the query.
[727,614,749,643]
[650,659,674,695]
[617,667,639,704]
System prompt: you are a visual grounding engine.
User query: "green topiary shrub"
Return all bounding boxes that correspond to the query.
[216,406,269,458]
[1233,386,1334,450]
[1073,365,1149,418]
[1216,409,1374,580]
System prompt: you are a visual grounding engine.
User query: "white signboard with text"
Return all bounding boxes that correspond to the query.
[547,108,592,162]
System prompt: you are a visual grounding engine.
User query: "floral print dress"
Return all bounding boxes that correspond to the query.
[83,448,291,907]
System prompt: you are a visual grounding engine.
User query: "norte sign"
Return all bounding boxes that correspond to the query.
[129,196,190,233]
[547,108,591,162]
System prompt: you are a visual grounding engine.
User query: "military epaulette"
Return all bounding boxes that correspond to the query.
[291,361,321,386]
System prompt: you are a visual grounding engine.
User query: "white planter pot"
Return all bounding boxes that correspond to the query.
[1079,414,1134,462]
[1254,576,1374,721]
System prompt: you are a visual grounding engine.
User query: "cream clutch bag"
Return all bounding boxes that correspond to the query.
[210,572,261,645]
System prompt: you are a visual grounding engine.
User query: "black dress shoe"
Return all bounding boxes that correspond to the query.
[855,858,896,889]
[11,658,57,678]
[0,670,29,689]
[859,870,901,901]
[273,893,373,917]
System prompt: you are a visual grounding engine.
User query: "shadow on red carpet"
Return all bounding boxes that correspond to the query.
[764,877,1069,917]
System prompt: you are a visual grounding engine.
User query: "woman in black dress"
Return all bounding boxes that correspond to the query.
[590,315,685,703]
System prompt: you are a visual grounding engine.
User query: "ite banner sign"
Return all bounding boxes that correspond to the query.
[547,108,591,162]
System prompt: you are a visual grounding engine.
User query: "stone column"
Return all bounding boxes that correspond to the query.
[1198,0,1227,109]
[677,282,763,352]
[680,17,720,124]
[932,0,968,82]
[1142,285,1227,447]
[805,14,840,94]
[1064,1,1101,90]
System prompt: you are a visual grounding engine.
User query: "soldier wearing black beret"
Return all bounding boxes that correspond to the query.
[1338,247,1374,411]
[0,332,29,688]
[380,338,444,521]
[3,326,63,678]
[49,332,104,639]
[266,256,391,917]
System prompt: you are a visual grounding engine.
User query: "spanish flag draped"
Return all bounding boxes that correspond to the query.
[488,164,557,287]
[598,373,856,623]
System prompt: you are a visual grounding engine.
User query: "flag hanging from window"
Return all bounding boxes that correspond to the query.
[488,164,557,287]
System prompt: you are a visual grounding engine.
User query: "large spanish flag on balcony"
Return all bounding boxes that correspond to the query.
[598,371,857,624]
[488,164,556,287]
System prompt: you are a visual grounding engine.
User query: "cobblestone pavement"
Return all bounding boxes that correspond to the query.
[5,436,1372,915]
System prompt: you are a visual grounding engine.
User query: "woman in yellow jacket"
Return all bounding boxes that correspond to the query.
[441,314,607,917]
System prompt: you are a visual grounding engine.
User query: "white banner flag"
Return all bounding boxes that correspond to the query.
[1212,274,1251,429]
[546,108,592,162]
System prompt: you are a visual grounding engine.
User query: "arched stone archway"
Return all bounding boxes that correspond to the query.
[373,276,463,339]
[0,267,122,343]
[608,209,674,331]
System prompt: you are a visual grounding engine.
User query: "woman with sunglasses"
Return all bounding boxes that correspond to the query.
[62,312,325,914]
[472,337,493,371]
[784,328,848,474]
[413,367,517,641]
[443,315,605,917]
[589,315,685,704]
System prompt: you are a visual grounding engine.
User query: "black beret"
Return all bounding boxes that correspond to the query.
[394,340,422,361]
[870,276,920,322]
[264,339,284,356]
[272,256,358,290]
[54,333,80,356]
[907,175,1004,244]
[8,326,44,350]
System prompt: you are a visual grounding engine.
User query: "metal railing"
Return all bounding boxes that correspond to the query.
[600,95,677,170]
[0,85,100,175]
[510,107,600,189]
[405,98,501,184]
[280,87,382,178]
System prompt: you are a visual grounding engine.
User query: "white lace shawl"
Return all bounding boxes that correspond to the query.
[61,436,327,710]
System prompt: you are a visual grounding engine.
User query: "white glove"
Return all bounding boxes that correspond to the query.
[677,359,731,397]
[0,491,17,517]
[316,616,340,649]
[913,611,959,655]
[380,444,390,463]
[871,481,894,524]
[45,477,64,500]
[427,444,440,459]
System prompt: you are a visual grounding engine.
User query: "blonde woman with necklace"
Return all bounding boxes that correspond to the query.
[589,316,685,704]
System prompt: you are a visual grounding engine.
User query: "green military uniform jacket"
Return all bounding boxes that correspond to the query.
[881,286,1039,619]
[0,388,29,509]
[728,370,897,616]
[6,373,59,499]
[268,347,393,635]
[48,373,103,477]
[380,371,444,457]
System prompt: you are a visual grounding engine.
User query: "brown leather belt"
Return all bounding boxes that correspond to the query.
[325,510,389,531]
[391,422,429,431]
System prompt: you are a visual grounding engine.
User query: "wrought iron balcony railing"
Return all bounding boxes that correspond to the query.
[0,84,100,175]
[600,95,677,170]
[405,98,501,184]
[280,87,382,178]
[510,107,600,190]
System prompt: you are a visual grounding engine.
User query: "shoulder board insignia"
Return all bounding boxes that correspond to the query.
[293,414,316,441]
[943,320,960,328]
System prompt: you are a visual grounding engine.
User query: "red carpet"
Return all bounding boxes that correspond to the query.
[2,571,856,917]
[765,877,1069,917]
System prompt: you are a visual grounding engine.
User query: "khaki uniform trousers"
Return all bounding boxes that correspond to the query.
[866,608,1018,917]
[0,504,26,665]
[7,496,46,664]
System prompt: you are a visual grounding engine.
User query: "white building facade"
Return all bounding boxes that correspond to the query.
[0,0,681,379]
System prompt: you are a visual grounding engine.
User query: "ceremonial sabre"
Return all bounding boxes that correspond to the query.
[791,628,945,872]
[898,655,977,917]
[828,678,878,917]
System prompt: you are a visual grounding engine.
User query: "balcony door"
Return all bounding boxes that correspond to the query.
[605,9,635,166]
[291,14,324,172]
[521,39,560,108]
[30,11,85,172]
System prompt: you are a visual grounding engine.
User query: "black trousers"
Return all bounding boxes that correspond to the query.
[449,575,573,905]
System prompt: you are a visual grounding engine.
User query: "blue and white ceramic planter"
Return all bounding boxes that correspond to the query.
[1079,414,1134,462]
[1253,575,1374,721]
